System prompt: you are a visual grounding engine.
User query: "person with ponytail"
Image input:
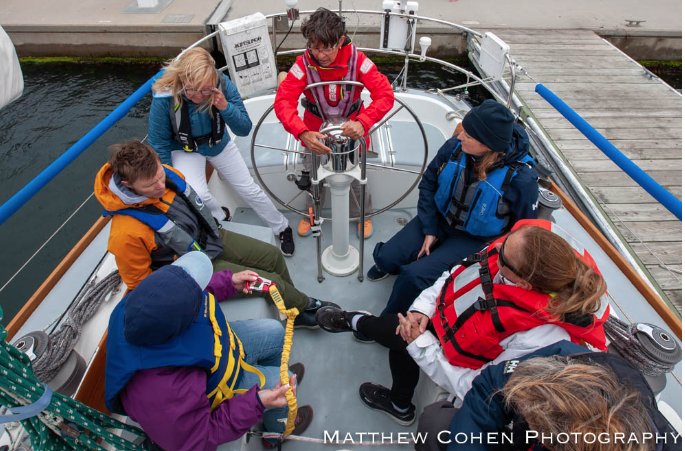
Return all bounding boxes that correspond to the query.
[148,47,296,257]
[315,220,610,425]
[414,340,680,451]
[366,100,540,328]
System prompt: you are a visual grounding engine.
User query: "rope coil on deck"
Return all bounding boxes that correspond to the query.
[268,285,299,436]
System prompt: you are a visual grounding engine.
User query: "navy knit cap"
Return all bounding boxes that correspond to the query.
[461,99,515,153]
[123,264,203,346]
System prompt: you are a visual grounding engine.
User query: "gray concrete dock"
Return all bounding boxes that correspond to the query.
[1,0,682,58]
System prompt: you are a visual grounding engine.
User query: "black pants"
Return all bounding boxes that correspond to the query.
[356,314,436,408]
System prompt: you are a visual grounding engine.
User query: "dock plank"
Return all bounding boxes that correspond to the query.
[533,109,682,119]
[631,242,682,265]
[604,203,680,221]
[665,291,682,312]
[575,171,681,187]
[563,148,682,160]
[539,117,683,129]
[644,265,682,291]
[548,128,682,141]
[569,159,681,173]
[556,139,682,150]
[614,221,682,243]
[590,186,683,204]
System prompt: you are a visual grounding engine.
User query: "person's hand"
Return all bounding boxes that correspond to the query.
[396,312,428,344]
[257,374,297,408]
[340,121,365,140]
[232,270,259,294]
[299,130,331,155]
[417,235,436,259]
[211,88,229,111]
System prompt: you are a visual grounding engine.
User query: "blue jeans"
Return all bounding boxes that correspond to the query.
[231,319,293,436]
[373,216,487,315]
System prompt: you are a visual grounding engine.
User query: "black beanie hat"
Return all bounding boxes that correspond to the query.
[461,99,515,153]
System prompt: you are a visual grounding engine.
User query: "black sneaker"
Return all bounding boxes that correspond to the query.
[289,362,305,385]
[279,226,295,257]
[262,405,313,448]
[293,310,319,329]
[359,382,416,426]
[305,298,341,312]
[316,306,371,333]
[367,265,389,282]
[221,206,232,222]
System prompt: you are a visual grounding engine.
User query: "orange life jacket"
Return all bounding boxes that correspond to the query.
[431,219,610,369]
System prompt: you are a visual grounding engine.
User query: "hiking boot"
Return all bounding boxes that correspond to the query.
[316,306,371,333]
[359,382,416,426]
[357,219,373,239]
[289,362,305,385]
[297,218,312,237]
[366,264,389,282]
[279,226,295,257]
[262,405,314,448]
[353,330,375,344]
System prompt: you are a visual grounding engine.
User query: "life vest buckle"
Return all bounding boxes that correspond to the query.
[474,296,495,311]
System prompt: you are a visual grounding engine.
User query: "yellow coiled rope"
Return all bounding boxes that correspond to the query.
[268,285,299,436]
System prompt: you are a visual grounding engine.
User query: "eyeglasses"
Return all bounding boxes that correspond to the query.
[184,86,214,96]
[498,235,522,278]
[307,44,338,56]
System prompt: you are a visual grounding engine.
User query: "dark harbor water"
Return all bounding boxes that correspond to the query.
[0,60,482,322]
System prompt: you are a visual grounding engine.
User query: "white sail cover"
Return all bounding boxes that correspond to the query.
[0,25,23,109]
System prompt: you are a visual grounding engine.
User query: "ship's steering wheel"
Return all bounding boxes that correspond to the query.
[250,80,429,222]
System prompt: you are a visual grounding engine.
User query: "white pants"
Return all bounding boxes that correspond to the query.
[171,141,289,235]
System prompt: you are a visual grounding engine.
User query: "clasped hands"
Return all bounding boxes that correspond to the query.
[299,120,365,155]
[396,311,430,345]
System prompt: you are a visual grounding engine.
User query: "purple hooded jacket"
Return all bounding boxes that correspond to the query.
[119,269,264,451]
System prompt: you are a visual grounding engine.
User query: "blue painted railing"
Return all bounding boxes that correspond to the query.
[535,83,682,221]
[0,71,162,227]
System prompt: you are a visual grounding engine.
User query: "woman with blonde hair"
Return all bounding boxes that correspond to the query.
[148,47,296,256]
[414,340,680,451]
[316,220,610,425]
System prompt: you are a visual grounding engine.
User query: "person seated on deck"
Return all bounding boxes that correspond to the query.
[274,7,395,239]
[105,251,313,450]
[93,140,338,328]
[316,220,610,425]
[414,341,682,451]
[365,100,540,335]
[148,47,297,257]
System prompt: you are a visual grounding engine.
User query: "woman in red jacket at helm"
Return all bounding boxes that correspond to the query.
[274,7,394,239]
[315,219,610,426]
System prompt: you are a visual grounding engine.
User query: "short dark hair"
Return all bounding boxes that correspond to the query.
[108,141,161,183]
[301,8,345,48]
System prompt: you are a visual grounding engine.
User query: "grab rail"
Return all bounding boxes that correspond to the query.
[0,72,162,227]
[535,83,682,221]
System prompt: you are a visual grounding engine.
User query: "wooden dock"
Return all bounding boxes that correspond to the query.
[497,29,682,312]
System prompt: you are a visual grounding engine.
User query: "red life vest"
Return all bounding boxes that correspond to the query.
[431,219,610,369]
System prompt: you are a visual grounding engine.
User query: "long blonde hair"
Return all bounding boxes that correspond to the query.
[152,47,218,112]
[502,356,653,451]
[508,226,606,321]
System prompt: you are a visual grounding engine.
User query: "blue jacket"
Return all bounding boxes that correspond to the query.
[447,341,681,451]
[148,73,253,165]
[418,124,539,238]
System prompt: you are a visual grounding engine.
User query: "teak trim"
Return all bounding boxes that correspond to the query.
[75,331,110,414]
[551,182,682,339]
[5,216,111,342]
